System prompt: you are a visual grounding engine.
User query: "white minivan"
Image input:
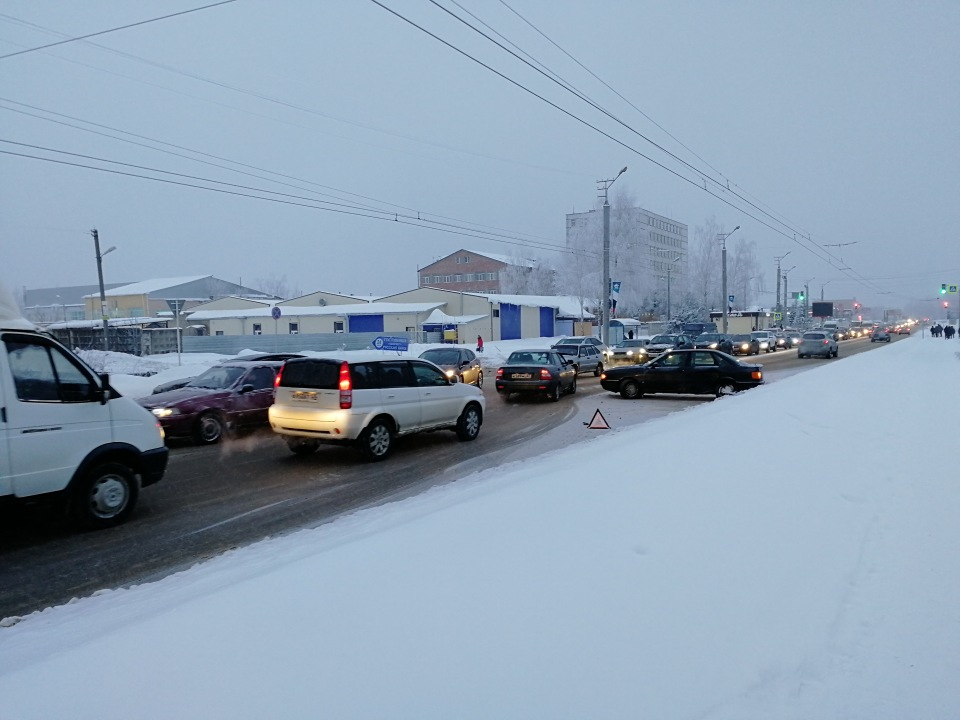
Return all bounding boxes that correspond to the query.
[1,284,168,529]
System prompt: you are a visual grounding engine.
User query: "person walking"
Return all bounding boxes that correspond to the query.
[476,334,484,353]
[946,325,955,340]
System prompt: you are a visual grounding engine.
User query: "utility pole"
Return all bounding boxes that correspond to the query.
[718,226,740,334]
[782,266,795,326]
[598,166,627,345]
[774,252,791,315]
[91,228,110,352]
[666,254,680,325]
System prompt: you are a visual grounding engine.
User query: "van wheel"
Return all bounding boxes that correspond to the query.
[359,419,393,461]
[72,462,139,530]
[285,437,319,455]
[456,403,482,441]
[194,412,224,444]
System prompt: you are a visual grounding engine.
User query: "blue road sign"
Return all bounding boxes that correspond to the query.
[373,336,409,352]
[271,306,282,320]
[728,295,735,303]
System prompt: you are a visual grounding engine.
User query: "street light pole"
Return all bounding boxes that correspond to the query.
[782,266,795,325]
[774,252,791,316]
[666,254,681,325]
[718,225,740,334]
[598,166,627,345]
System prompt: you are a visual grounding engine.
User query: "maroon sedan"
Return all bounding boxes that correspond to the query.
[138,361,282,444]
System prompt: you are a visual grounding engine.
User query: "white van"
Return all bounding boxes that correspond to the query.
[0,283,167,529]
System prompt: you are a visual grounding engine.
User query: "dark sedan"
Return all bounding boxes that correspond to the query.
[495,349,577,401]
[138,361,282,444]
[600,349,763,399]
[728,334,761,355]
[693,332,734,354]
[870,328,891,343]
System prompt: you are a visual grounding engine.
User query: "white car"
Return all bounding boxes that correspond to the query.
[750,330,779,353]
[269,354,485,461]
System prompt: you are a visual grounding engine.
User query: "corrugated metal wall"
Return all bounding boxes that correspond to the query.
[182,331,421,356]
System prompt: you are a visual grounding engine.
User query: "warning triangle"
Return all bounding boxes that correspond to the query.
[587,408,611,429]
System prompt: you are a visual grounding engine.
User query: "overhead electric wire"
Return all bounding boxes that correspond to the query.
[0,0,239,61]
[372,0,889,294]
[0,98,566,252]
[0,143,584,259]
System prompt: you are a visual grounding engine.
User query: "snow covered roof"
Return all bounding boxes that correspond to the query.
[44,317,163,329]
[186,302,445,321]
[467,250,537,268]
[423,309,488,325]
[85,276,210,298]
[465,293,595,319]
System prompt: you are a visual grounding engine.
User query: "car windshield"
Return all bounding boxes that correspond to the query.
[730,335,751,341]
[420,349,460,365]
[186,366,245,390]
[650,335,676,343]
[697,333,722,342]
[750,331,768,338]
[616,339,646,348]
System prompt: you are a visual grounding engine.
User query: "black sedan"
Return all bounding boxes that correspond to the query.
[495,349,577,401]
[870,328,891,343]
[728,334,761,355]
[693,332,734,354]
[600,349,763,399]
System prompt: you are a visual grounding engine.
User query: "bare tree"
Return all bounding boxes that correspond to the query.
[499,253,555,295]
[252,274,299,300]
[729,237,761,310]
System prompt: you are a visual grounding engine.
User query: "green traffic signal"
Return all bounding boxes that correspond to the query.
[941,284,948,294]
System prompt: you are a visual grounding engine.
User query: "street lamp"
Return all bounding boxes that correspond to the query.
[718,225,740,333]
[782,265,796,324]
[819,280,835,301]
[666,254,681,324]
[598,166,627,345]
[91,228,116,351]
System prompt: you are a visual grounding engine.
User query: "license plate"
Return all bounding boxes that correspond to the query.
[512,373,532,379]
[291,391,318,401]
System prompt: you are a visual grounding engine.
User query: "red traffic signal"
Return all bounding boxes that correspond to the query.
[945,301,950,309]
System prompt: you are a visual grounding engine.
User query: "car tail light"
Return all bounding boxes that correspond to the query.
[273,365,283,399]
[540,368,551,380]
[496,368,504,379]
[823,339,829,345]
[752,370,762,380]
[339,361,352,409]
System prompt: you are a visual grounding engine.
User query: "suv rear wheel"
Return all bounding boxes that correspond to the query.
[359,418,393,461]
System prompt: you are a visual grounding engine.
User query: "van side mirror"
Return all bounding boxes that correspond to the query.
[97,373,111,405]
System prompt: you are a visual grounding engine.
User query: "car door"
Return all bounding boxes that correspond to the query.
[689,351,721,393]
[461,349,480,385]
[410,360,460,427]
[647,352,687,393]
[230,365,278,427]
[2,332,112,498]
[377,361,421,432]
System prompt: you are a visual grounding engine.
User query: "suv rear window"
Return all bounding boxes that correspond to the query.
[804,333,825,339]
[278,359,340,389]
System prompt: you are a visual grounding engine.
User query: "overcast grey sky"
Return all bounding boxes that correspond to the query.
[2,1,957,315]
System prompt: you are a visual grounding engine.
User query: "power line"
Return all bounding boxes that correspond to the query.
[0,0,240,61]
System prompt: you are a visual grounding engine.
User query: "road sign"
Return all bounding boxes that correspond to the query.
[611,281,622,293]
[585,409,610,430]
[372,336,409,352]
[728,295,735,303]
[773,312,782,321]
[166,299,184,313]
[949,284,959,295]
[271,306,282,320]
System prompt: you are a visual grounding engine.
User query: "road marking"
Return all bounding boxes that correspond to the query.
[188,499,296,535]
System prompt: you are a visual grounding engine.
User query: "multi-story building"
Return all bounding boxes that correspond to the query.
[417,249,534,294]
[564,206,688,311]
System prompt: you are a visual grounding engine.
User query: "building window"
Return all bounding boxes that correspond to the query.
[215,330,224,336]
[289,322,299,334]
[493,309,500,318]
[252,323,262,335]
[334,321,344,333]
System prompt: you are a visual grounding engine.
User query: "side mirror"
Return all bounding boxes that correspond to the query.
[98,372,111,405]
[239,383,255,394]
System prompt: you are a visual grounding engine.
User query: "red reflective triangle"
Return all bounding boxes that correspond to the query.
[587,408,611,429]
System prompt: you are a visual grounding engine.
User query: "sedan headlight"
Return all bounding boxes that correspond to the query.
[708,342,718,349]
[444,369,456,379]
[740,343,749,350]
[150,407,180,418]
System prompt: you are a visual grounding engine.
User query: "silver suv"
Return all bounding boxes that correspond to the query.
[269,355,485,461]
[798,331,839,359]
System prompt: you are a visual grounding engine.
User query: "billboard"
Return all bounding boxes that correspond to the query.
[811,301,833,318]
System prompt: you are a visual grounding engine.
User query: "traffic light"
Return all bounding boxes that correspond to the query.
[853,302,861,310]
[941,284,948,295]
[945,301,950,309]
[798,291,805,301]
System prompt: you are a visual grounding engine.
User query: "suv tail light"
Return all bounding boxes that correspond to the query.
[339,361,352,409]
[496,368,504,379]
[273,365,283,399]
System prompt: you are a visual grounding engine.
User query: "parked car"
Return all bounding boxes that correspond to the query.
[750,330,779,353]
[870,328,891,343]
[269,355,484,461]
[138,360,283,444]
[644,333,695,358]
[554,343,604,376]
[693,332,734,354]
[495,349,577,401]
[418,347,483,387]
[603,338,651,367]
[798,331,839,359]
[599,349,763,399]
[729,334,761,355]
